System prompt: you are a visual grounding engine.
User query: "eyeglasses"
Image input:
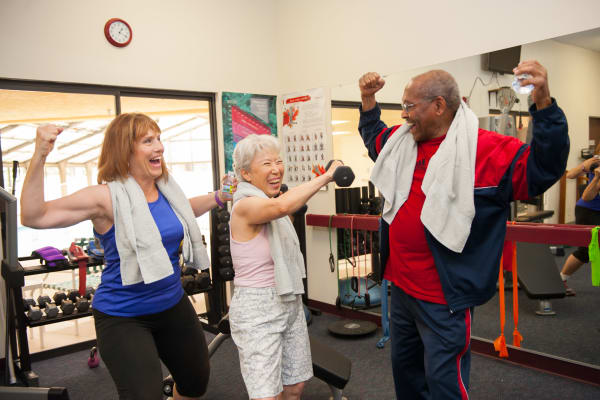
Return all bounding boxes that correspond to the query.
[401,97,437,112]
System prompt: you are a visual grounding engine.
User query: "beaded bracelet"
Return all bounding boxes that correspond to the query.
[214,191,225,208]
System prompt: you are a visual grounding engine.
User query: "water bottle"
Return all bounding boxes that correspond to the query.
[221,171,235,200]
[512,74,534,95]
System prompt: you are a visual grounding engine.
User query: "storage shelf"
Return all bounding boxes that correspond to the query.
[19,255,104,276]
[26,308,93,328]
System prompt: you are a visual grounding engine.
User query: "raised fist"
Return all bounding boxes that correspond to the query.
[359,72,385,97]
[35,124,64,157]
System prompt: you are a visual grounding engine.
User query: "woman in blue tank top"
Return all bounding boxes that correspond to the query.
[21,113,233,400]
[560,152,600,296]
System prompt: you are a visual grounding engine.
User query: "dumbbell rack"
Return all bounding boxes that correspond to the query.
[18,255,101,326]
[2,253,103,386]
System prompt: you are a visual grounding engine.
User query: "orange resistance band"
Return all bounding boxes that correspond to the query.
[494,254,509,358]
[512,241,523,347]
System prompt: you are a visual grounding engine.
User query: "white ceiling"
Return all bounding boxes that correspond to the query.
[554,27,600,53]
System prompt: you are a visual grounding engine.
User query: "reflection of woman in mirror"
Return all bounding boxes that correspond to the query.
[561,144,600,295]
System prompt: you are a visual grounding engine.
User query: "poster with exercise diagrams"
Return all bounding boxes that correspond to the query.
[221,92,277,173]
[280,88,331,187]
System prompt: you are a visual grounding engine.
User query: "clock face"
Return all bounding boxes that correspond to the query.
[105,18,132,47]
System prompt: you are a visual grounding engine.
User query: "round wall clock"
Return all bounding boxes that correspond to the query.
[104,18,132,47]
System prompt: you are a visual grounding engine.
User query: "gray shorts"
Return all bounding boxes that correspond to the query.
[229,287,313,399]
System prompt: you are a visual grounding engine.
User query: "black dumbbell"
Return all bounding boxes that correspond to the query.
[216,223,229,234]
[219,256,233,268]
[325,160,355,187]
[67,289,80,303]
[23,299,42,321]
[23,298,36,311]
[181,275,196,294]
[219,267,235,281]
[53,292,67,306]
[195,271,211,290]
[37,295,58,318]
[217,245,230,256]
[181,265,198,276]
[217,234,230,244]
[60,299,75,315]
[44,303,59,318]
[84,287,96,300]
[216,209,230,222]
[37,295,52,309]
[52,292,75,315]
[76,297,90,312]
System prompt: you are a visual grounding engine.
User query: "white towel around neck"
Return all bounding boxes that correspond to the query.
[107,175,210,285]
[370,101,479,253]
[232,182,305,300]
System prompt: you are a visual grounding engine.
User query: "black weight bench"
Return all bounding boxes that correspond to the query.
[310,336,351,400]
[0,386,69,399]
[516,242,566,315]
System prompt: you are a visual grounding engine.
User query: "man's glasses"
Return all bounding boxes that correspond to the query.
[401,97,438,112]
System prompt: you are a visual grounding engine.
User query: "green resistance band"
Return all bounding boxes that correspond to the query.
[588,226,600,286]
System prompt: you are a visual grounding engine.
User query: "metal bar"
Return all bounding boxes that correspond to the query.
[0,187,18,267]
[505,222,594,246]
[307,214,597,247]
[306,214,379,231]
[471,336,600,387]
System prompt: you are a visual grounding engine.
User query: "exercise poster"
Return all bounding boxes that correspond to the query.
[280,87,330,187]
[221,92,277,173]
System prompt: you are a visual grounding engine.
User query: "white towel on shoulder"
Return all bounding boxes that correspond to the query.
[107,176,210,285]
[233,182,305,300]
[370,101,479,253]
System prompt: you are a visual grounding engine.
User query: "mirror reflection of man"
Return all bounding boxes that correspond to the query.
[358,60,569,399]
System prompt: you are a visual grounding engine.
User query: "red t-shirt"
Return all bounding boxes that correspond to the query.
[383,134,447,304]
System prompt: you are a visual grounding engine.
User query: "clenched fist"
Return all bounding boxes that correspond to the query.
[35,124,64,158]
[359,72,386,98]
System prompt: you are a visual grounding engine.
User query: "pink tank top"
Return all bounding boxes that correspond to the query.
[230,224,276,288]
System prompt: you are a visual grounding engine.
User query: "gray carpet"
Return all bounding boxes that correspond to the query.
[29,310,600,399]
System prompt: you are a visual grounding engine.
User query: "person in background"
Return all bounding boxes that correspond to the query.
[358,60,568,399]
[228,133,341,400]
[560,149,600,295]
[21,113,234,400]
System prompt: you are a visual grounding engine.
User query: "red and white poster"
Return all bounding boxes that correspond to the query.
[280,88,330,186]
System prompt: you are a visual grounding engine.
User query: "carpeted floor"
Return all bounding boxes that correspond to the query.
[27,309,600,400]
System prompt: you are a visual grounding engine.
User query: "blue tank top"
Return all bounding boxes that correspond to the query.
[576,172,600,211]
[92,190,184,316]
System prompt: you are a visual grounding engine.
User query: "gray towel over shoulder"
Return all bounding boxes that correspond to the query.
[233,182,305,301]
[107,176,210,286]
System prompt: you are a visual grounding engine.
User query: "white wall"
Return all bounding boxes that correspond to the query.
[0,0,280,94]
[275,0,600,94]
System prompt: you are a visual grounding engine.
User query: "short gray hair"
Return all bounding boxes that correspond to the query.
[232,134,281,182]
[415,70,461,113]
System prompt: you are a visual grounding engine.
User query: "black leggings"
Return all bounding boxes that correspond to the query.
[93,295,210,400]
[572,205,600,263]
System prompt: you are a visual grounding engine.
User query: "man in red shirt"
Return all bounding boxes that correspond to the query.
[358,62,568,399]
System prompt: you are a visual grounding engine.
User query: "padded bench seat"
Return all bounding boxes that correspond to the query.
[515,210,554,223]
[310,335,351,399]
[516,242,566,299]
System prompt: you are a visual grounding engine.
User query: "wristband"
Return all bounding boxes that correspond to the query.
[214,191,225,208]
